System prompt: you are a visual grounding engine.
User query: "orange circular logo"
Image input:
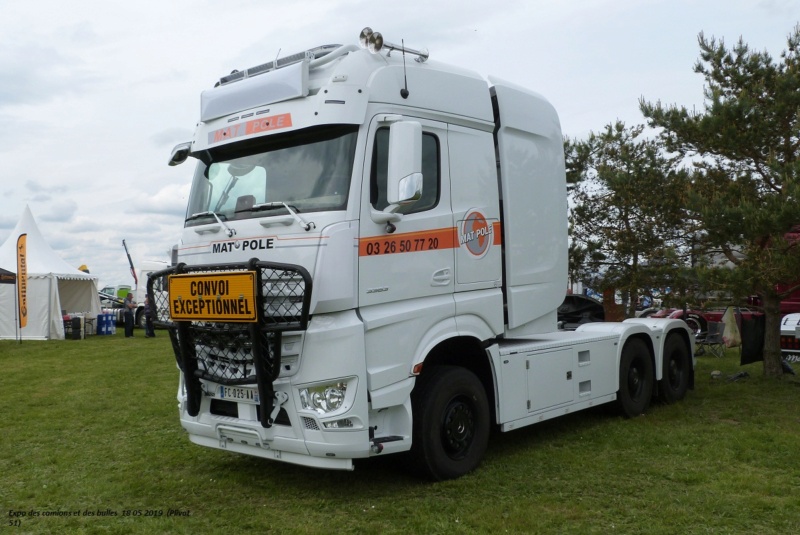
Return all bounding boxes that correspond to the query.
[460,210,493,258]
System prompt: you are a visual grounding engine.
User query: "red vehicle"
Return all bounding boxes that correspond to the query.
[748,285,800,315]
[748,227,800,315]
[650,308,758,335]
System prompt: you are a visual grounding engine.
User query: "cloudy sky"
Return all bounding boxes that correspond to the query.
[0,0,796,288]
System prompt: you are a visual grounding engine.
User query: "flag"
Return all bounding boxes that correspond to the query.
[16,234,27,328]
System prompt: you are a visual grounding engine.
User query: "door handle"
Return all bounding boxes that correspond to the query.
[431,268,452,286]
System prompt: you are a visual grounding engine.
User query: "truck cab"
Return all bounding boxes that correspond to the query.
[153,28,693,480]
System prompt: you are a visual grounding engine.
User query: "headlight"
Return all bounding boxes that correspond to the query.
[299,382,347,415]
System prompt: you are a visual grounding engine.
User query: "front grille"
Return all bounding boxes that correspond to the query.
[189,322,279,385]
[148,260,312,428]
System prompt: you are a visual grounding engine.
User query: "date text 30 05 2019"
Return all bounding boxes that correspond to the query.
[121,509,191,517]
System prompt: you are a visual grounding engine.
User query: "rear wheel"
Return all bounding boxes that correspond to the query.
[660,334,690,403]
[136,309,146,329]
[617,338,654,418]
[410,366,490,481]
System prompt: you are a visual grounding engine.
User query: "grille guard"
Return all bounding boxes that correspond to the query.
[147,259,312,428]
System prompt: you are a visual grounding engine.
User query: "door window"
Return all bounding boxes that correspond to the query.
[370,128,440,214]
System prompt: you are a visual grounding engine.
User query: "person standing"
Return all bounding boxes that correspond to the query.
[123,292,136,338]
[144,295,156,338]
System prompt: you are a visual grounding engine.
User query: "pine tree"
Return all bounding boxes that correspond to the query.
[566,122,693,318]
[641,25,800,377]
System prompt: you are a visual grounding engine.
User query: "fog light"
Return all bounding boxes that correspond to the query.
[323,418,353,429]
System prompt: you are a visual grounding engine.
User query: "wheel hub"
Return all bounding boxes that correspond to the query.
[668,356,682,386]
[442,398,474,458]
[628,364,642,395]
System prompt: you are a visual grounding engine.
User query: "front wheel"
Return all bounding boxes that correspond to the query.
[617,338,654,418]
[410,366,490,481]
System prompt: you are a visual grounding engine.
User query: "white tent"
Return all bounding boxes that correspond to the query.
[0,206,101,340]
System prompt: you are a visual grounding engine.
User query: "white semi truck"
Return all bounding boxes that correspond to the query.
[102,260,169,327]
[152,27,694,480]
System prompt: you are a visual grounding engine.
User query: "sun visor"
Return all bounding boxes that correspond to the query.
[200,60,309,122]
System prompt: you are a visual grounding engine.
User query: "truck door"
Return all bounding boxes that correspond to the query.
[448,124,502,289]
[358,117,453,307]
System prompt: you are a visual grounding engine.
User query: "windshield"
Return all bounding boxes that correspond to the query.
[185,125,358,226]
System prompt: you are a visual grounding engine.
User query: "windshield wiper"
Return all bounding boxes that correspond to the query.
[186,211,236,237]
[248,203,301,214]
[250,202,316,231]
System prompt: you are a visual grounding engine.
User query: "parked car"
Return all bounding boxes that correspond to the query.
[780,313,800,361]
[650,307,758,335]
[557,294,605,330]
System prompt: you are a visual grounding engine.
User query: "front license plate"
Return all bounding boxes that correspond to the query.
[212,385,260,404]
[168,271,257,322]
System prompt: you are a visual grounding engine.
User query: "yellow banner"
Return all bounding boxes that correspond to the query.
[168,271,257,322]
[16,234,27,328]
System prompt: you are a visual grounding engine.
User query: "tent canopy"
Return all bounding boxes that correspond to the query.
[0,267,14,284]
[0,205,101,340]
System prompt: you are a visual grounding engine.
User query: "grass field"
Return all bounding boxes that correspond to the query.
[2,330,799,534]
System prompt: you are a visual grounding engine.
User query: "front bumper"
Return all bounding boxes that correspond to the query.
[173,308,371,469]
[150,259,313,428]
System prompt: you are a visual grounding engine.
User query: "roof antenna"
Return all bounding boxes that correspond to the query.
[400,39,409,99]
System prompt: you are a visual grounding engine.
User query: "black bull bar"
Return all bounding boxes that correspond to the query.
[147,259,312,428]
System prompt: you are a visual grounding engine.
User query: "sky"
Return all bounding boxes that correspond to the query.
[0,0,796,288]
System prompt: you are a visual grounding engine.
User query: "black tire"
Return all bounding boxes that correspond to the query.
[136,309,146,329]
[617,338,654,418]
[410,366,490,481]
[660,334,690,404]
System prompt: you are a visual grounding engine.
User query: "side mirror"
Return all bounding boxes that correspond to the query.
[386,121,423,207]
[168,142,192,167]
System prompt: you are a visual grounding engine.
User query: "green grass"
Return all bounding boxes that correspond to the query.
[2,332,800,534]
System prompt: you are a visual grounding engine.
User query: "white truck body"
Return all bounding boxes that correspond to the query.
[102,260,169,326]
[782,312,800,361]
[155,28,694,479]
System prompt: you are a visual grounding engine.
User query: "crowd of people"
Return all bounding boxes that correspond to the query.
[122,293,156,338]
